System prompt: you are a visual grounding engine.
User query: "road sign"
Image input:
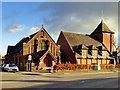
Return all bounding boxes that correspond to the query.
[28,55,32,61]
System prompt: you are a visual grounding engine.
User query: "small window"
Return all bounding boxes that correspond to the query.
[79,50,82,55]
[34,39,38,52]
[92,50,97,57]
[102,51,106,57]
[98,50,102,55]
[82,50,86,57]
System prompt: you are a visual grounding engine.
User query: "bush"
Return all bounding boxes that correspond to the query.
[100,64,115,70]
[115,64,120,68]
[53,64,118,71]
[53,64,92,71]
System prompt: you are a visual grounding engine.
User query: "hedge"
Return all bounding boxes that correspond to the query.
[53,64,92,71]
[115,64,120,68]
[100,64,115,69]
[53,64,120,71]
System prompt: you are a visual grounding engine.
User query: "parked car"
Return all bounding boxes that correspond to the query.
[2,64,7,71]
[4,64,19,72]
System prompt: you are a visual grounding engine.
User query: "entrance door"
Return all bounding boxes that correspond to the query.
[44,57,52,67]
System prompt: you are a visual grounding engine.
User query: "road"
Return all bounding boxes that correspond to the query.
[1,70,119,89]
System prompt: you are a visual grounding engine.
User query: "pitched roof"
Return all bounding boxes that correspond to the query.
[79,44,88,50]
[14,37,29,53]
[87,45,98,50]
[7,46,15,54]
[27,25,56,45]
[33,50,47,60]
[72,44,88,52]
[62,31,102,47]
[7,37,29,54]
[91,20,114,35]
[33,50,55,61]
[97,45,107,51]
[29,32,38,39]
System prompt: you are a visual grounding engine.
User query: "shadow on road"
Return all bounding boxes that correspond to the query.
[2,77,119,89]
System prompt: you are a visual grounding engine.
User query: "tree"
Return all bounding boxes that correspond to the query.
[113,42,120,64]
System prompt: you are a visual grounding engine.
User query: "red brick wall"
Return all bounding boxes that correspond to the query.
[57,32,76,63]
[9,28,60,71]
[23,29,60,57]
[103,33,114,53]
[111,34,114,53]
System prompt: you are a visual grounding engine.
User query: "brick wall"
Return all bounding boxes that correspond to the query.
[103,33,114,53]
[57,32,76,64]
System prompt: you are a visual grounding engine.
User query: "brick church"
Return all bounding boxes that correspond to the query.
[57,20,115,65]
[5,25,61,71]
[5,20,116,71]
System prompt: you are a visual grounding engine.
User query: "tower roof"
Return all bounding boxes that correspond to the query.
[91,20,114,35]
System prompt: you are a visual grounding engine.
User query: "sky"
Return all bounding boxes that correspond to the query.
[1,1,119,56]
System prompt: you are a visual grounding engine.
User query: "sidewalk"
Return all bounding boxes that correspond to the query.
[19,71,51,76]
[19,70,119,76]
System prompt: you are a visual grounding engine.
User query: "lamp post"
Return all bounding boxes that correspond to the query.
[28,54,32,72]
[28,42,32,72]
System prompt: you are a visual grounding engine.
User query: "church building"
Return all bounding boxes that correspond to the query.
[57,20,115,65]
[6,25,61,71]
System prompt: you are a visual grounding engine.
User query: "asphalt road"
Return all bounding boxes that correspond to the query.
[1,70,119,89]
[24,78,119,88]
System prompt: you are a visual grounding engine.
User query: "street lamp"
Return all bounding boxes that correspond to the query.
[28,42,32,72]
[28,54,32,72]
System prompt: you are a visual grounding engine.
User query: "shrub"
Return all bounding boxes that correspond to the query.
[100,64,115,70]
[115,64,120,68]
[53,64,92,71]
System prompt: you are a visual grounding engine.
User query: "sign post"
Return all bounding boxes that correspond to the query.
[28,55,32,72]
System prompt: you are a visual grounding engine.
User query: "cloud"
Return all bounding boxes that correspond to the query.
[34,2,119,43]
[6,23,24,33]
[28,27,40,35]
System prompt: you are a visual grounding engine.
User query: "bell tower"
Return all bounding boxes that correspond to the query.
[91,20,114,54]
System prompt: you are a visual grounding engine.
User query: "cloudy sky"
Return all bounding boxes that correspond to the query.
[1,1,119,56]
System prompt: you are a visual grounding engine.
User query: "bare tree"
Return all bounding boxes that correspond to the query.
[113,42,120,64]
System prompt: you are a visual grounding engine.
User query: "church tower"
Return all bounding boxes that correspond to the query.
[91,20,114,54]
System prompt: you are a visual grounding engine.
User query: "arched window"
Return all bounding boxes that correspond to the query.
[34,39,38,52]
[40,43,43,50]
[40,40,48,50]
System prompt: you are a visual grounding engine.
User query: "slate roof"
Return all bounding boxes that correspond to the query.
[87,45,98,50]
[97,45,107,51]
[14,37,29,52]
[33,50,55,61]
[62,31,102,47]
[78,44,88,50]
[33,50,47,60]
[72,44,88,54]
[7,25,57,56]
[7,46,15,54]
[91,20,114,35]
[62,31,107,52]
[30,32,38,39]
[7,37,29,54]
[28,26,56,44]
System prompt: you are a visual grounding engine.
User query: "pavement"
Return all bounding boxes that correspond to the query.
[20,71,51,75]
[19,70,119,76]
[1,70,119,88]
